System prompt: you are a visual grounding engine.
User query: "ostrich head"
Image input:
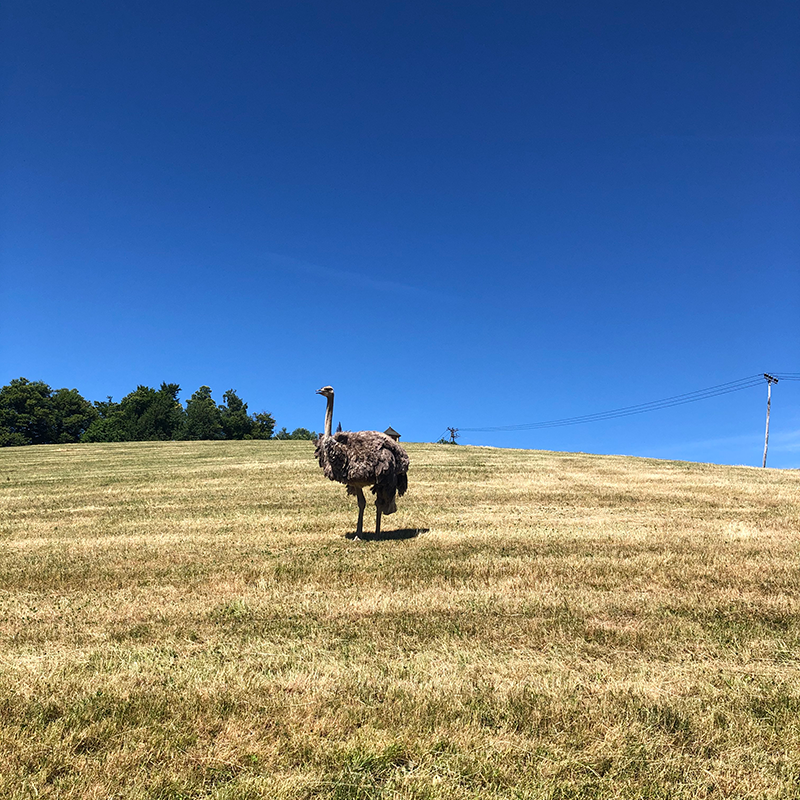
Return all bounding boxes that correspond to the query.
[316,386,334,398]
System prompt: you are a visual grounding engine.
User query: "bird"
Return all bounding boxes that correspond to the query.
[314,386,409,538]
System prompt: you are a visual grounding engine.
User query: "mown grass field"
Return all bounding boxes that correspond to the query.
[1,440,799,799]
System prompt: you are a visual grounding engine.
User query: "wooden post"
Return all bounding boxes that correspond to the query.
[762,374,778,468]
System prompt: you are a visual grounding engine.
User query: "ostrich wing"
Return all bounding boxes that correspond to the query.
[315,431,408,490]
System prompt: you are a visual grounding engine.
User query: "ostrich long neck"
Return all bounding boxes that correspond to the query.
[324,394,334,437]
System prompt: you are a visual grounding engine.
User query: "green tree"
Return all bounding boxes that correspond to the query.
[51,388,98,443]
[219,389,254,440]
[119,386,159,440]
[183,386,223,440]
[82,384,185,442]
[141,383,185,440]
[251,411,276,440]
[0,378,98,446]
[275,426,316,440]
[0,378,57,445]
[81,396,127,442]
[289,427,317,440]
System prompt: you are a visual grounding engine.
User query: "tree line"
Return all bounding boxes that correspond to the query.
[0,378,317,447]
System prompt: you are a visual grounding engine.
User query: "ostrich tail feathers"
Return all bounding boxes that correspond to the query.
[397,471,408,498]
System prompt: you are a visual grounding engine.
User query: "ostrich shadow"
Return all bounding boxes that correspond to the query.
[345,528,429,542]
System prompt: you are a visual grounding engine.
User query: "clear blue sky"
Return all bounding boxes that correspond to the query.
[2,0,798,467]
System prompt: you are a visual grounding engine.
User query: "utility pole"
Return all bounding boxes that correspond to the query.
[762,374,779,468]
[446,427,460,445]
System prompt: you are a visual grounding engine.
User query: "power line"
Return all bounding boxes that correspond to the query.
[460,374,770,433]
[771,373,800,381]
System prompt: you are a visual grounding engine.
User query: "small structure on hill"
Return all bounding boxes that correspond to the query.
[384,426,401,442]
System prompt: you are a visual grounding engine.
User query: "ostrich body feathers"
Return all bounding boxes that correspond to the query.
[315,430,409,515]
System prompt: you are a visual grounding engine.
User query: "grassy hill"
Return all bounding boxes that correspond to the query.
[1,441,798,799]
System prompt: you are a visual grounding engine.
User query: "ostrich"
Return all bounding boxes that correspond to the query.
[314,386,409,538]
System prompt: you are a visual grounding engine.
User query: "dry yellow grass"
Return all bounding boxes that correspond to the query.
[1,440,798,798]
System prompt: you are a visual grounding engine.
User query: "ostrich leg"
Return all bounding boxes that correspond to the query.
[355,488,366,536]
[375,507,382,538]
